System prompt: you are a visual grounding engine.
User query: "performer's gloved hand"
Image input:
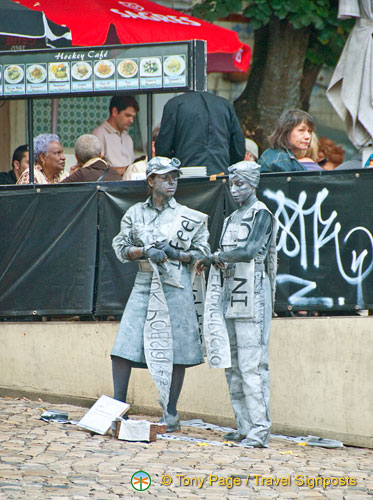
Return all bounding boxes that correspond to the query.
[155,241,181,260]
[194,257,212,274]
[144,246,167,263]
[195,251,225,274]
[211,251,224,265]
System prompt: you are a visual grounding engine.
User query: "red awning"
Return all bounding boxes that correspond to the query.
[15,0,251,72]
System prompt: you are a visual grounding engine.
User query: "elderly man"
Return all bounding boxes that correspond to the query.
[17,134,67,184]
[0,145,29,184]
[61,134,122,183]
[244,138,259,162]
[111,156,210,431]
[92,95,139,175]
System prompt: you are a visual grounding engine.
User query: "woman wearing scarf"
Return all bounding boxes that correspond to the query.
[196,161,278,447]
[111,156,210,432]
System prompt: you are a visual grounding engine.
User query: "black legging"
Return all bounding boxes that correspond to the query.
[111,355,185,416]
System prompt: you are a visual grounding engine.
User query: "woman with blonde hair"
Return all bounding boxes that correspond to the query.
[298,132,323,171]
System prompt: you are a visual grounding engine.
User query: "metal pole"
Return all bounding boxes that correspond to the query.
[26,98,34,184]
[146,93,153,160]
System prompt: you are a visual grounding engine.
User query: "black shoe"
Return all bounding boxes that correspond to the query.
[223,431,246,442]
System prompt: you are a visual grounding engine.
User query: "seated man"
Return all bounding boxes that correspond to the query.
[17,134,68,184]
[0,145,29,184]
[244,138,259,162]
[61,134,122,183]
[92,95,139,176]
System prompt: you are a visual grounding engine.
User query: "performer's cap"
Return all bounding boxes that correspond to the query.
[146,156,182,178]
[245,138,259,160]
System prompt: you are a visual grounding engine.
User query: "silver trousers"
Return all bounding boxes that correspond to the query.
[225,272,272,447]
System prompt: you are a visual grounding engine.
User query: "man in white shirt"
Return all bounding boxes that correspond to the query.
[92,96,139,176]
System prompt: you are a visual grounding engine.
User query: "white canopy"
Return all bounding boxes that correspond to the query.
[327,0,373,148]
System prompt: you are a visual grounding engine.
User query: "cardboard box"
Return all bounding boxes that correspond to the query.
[112,418,167,442]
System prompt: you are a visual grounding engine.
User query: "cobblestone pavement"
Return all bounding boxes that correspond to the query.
[0,397,372,500]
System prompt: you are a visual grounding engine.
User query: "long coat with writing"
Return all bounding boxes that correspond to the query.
[111,196,210,366]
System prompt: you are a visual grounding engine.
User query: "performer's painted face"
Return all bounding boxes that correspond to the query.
[229,175,255,206]
[150,172,178,200]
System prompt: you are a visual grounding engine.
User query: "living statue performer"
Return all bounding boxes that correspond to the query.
[196,161,278,447]
[111,156,210,431]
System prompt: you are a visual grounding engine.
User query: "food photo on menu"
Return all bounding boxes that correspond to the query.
[26,64,47,84]
[71,61,92,81]
[117,59,138,79]
[140,57,162,77]
[49,62,69,81]
[94,60,115,79]
[163,55,185,77]
[4,64,24,84]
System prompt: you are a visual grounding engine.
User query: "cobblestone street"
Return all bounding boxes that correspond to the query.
[0,397,372,500]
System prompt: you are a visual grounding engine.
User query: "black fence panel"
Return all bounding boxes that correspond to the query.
[258,169,373,312]
[0,184,98,316]
[95,178,226,315]
[0,171,372,317]
[95,181,146,316]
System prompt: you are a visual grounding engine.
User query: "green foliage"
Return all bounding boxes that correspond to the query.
[192,0,353,67]
[192,0,241,22]
[307,14,354,67]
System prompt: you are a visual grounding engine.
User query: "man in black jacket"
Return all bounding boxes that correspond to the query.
[155,91,245,176]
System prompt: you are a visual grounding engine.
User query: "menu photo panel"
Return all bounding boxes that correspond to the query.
[94,59,116,92]
[0,41,206,98]
[163,55,186,88]
[48,62,70,93]
[26,63,48,94]
[4,64,25,96]
[71,61,93,92]
[116,58,139,90]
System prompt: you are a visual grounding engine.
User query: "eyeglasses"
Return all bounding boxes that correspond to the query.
[147,157,181,173]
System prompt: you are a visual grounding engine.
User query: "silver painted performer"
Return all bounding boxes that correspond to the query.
[112,156,210,431]
[196,161,278,447]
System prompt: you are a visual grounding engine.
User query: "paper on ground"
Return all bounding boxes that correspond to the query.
[117,419,152,441]
[78,395,130,435]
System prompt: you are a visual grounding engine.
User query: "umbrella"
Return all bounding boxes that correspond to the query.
[327,0,373,150]
[15,0,250,72]
[0,0,72,51]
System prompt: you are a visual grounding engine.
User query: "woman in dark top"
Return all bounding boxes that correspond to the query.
[258,109,315,173]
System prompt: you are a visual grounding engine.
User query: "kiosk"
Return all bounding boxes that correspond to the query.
[0,40,206,180]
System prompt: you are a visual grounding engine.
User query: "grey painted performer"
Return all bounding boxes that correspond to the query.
[196,161,278,447]
[111,156,210,431]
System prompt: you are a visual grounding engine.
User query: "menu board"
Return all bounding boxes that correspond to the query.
[0,41,206,98]
[4,64,26,95]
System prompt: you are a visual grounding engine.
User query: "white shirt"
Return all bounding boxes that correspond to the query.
[92,120,134,168]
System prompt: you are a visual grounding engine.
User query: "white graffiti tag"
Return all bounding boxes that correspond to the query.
[263,188,373,307]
